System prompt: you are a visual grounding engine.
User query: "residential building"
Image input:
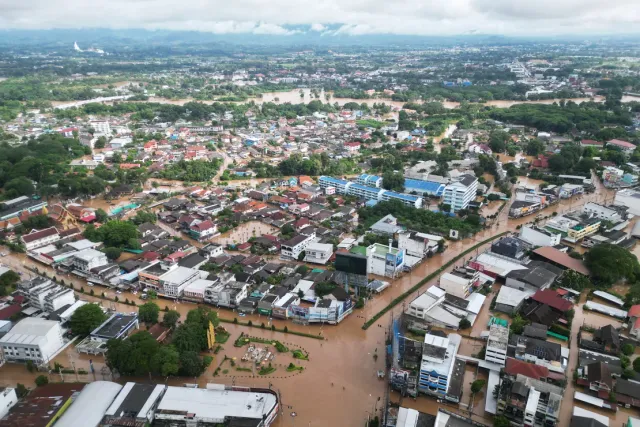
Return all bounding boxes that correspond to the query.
[90,120,111,135]
[271,293,300,319]
[0,387,18,419]
[189,220,218,241]
[183,279,215,302]
[418,332,462,400]
[519,226,562,247]
[398,231,442,258]
[485,322,509,366]
[0,318,65,364]
[496,375,562,427]
[370,214,404,236]
[442,175,478,212]
[21,227,60,250]
[43,287,75,313]
[494,286,530,315]
[607,139,636,154]
[72,248,109,272]
[366,243,405,278]
[204,281,249,308]
[281,233,316,260]
[303,242,334,265]
[438,272,475,299]
[505,261,561,293]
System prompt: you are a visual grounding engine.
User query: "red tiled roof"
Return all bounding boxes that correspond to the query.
[21,227,59,244]
[191,220,215,231]
[505,358,549,380]
[531,289,573,312]
[0,304,22,320]
[630,305,640,318]
[608,139,635,149]
[581,139,603,146]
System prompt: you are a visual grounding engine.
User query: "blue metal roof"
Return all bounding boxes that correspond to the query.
[383,191,420,202]
[405,179,445,195]
[319,176,348,185]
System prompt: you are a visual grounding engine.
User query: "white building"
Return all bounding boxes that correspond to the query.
[519,226,562,247]
[443,175,478,212]
[154,384,279,427]
[614,189,640,216]
[398,231,442,258]
[43,287,76,313]
[281,233,316,260]
[72,248,109,272]
[582,202,624,222]
[366,243,405,278]
[21,227,60,250]
[90,120,111,135]
[0,318,65,364]
[418,333,461,397]
[303,242,334,265]
[439,272,474,299]
[485,323,509,366]
[159,266,200,297]
[0,387,18,419]
[183,279,216,301]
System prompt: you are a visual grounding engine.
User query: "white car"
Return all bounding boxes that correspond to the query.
[116,290,122,295]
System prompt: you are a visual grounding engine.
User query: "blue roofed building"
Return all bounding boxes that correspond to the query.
[319,176,351,194]
[405,179,446,197]
[349,183,384,201]
[380,191,423,208]
[356,174,383,188]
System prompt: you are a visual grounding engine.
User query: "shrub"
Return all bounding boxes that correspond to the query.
[35,375,49,387]
[622,343,635,356]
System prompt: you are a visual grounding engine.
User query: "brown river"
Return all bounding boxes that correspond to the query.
[0,174,627,426]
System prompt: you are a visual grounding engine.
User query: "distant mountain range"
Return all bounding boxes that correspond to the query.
[0,28,638,49]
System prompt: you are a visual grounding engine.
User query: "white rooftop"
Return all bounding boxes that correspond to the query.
[74,248,105,262]
[184,279,216,293]
[305,242,334,252]
[496,286,531,307]
[573,406,609,426]
[155,385,277,422]
[0,317,59,346]
[465,293,486,315]
[66,239,97,251]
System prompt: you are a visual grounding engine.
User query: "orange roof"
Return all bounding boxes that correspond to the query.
[532,247,590,276]
[629,305,640,318]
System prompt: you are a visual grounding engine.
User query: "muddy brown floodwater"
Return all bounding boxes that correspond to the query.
[0,171,620,426]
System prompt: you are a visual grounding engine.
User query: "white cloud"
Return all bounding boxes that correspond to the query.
[0,0,638,35]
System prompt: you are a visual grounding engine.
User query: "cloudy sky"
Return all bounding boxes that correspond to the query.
[0,0,639,36]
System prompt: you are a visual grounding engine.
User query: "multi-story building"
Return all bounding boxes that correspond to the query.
[485,322,509,366]
[159,266,201,297]
[204,281,249,308]
[418,332,462,400]
[546,214,601,243]
[582,202,625,222]
[355,174,383,188]
[348,183,384,201]
[0,318,65,364]
[21,227,60,250]
[366,243,405,278]
[379,190,423,208]
[43,287,75,313]
[319,176,351,194]
[438,272,477,299]
[303,242,334,265]
[443,175,478,212]
[0,387,18,419]
[281,233,316,260]
[318,176,423,208]
[90,120,111,135]
[398,231,442,258]
[496,376,562,427]
[519,226,562,247]
[72,248,109,272]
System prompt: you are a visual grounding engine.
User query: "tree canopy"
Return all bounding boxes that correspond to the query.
[585,243,640,286]
[69,304,107,336]
[138,302,160,324]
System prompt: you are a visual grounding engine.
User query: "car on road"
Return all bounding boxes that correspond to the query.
[238,313,246,317]
[116,290,122,294]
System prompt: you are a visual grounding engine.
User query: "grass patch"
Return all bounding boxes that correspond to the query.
[215,329,230,344]
[292,349,309,360]
[258,364,276,375]
[286,362,304,372]
[236,367,252,372]
[222,369,229,374]
[233,332,289,352]
[362,232,508,330]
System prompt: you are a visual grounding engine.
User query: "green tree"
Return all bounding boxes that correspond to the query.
[557,270,591,291]
[35,375,48,387]
[459,318,471,329]
[138,302,160,324]
[633,357,640,373]
[488,130,510,153]
[622,343,635,356]
[95,208,108,223]
[179,350,206,377]
[90,220,139,248]
[94,136,107,149]
[102,247,122,261]
[105,331,159,376]
[585,243,640,286]
[147,290,158,300]
[150,345,180,376]
[3,177,35,198]
[69,303,107,336]
[510,314,529,335]
[381,170,405,192]
[15,383,28,398]
[131,210,157,225]
[162,310,180,329]
[525,139,546,156]
[471,379,486,394]
[493,415,511,427]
